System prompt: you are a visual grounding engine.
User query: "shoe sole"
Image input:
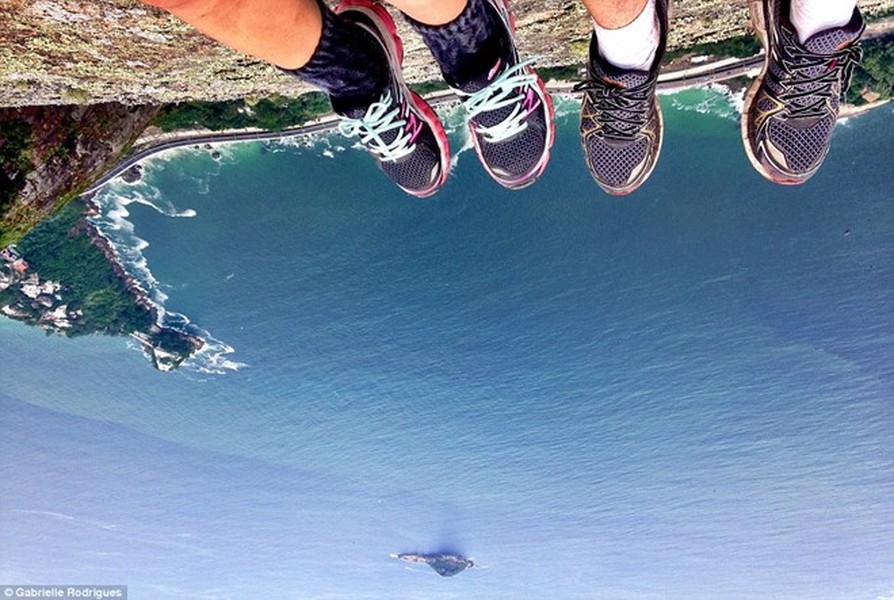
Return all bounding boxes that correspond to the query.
[476,0,556,190]
[740,0,811,185]
[335,0,451,198]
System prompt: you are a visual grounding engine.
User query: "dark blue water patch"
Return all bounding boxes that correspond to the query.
[4,98,892,599]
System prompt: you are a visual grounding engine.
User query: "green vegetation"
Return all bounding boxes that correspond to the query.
[134,26,894,138]
[15,200,154,336]
[412,79,450,96]
[2,197,200,369]
[0,120,34,219]
[153,93,331,132]
[850,34,894,103]
[538,65,583,82]
[665,34,762,61]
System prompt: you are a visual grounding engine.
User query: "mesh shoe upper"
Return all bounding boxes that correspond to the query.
[575,0,669,196]
[743,0,864,183]
[331,1,449,198]
[452,0,555,190]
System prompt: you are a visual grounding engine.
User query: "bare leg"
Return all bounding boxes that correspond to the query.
[141,0,323,69]
[140,0,467,69]
[579,0,647,28]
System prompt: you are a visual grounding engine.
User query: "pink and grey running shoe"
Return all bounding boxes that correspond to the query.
[459,0,556,190]
[333,0,450,198]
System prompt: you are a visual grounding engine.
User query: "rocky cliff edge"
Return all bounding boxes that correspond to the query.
[4,0,891,107]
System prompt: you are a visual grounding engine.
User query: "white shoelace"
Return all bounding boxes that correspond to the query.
[463,58,539,143]
[338,91,416,162]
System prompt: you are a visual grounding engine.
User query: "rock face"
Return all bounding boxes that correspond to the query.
[393,552,475,577]
[0,103,159,242]
[5,0,891,107]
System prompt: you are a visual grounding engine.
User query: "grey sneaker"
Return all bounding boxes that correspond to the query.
[574,0,670,195]
[333,0,450,198]
[742,0,864,185]
[458,0,556,190]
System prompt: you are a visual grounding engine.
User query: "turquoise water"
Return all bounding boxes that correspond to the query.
[1,91,892,599]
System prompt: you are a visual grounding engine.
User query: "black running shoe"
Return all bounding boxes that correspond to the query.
[742,0,864,185]
[574,0,670,196]
[458,0,555,190]
[332,0,450,198]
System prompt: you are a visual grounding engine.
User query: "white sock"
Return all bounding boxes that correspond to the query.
[593,0,660,72]
[789,0,857,44]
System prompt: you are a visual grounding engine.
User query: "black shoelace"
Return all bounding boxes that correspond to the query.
[573,78,652,139]
[777,40,863,119]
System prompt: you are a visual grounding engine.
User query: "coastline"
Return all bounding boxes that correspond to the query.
[133,94,889,155]
[126,54,763,153]
[83,199,206,371]
[0,198,203,371]
[838,98,891,118]
[119,83,890,191]
[8,56,887,371]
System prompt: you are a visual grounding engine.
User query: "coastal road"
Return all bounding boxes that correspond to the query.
[82,53,763,195]
[81,118,343,195]
[83,14,892,197]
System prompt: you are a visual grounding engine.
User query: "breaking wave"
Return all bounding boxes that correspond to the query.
[551,94,582,121]
[663,83,744,121]
[265,129,348,154]
[241,94,582,176]
[81,96,599,374]
[87,153,247,374]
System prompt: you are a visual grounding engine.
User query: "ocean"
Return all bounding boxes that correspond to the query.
[1,89,892,599]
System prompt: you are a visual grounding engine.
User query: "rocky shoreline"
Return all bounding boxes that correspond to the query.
[392,552,475,577]
[1,198,204,372]
[82,200,205,371]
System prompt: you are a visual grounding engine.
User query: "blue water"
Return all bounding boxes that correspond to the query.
[1,91,892,599]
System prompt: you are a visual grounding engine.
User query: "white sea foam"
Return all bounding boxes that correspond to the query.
[436,102,466,135]
[86,176,244,374]
[14,509,118,530]
[552,95,582,121]
[130,189,197,218]
[271,130,341,153]
[449,128,475,173]
[156,307,248,374]
[665,84,743,121]
[191,334,248,374]
[88,188,170,306]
